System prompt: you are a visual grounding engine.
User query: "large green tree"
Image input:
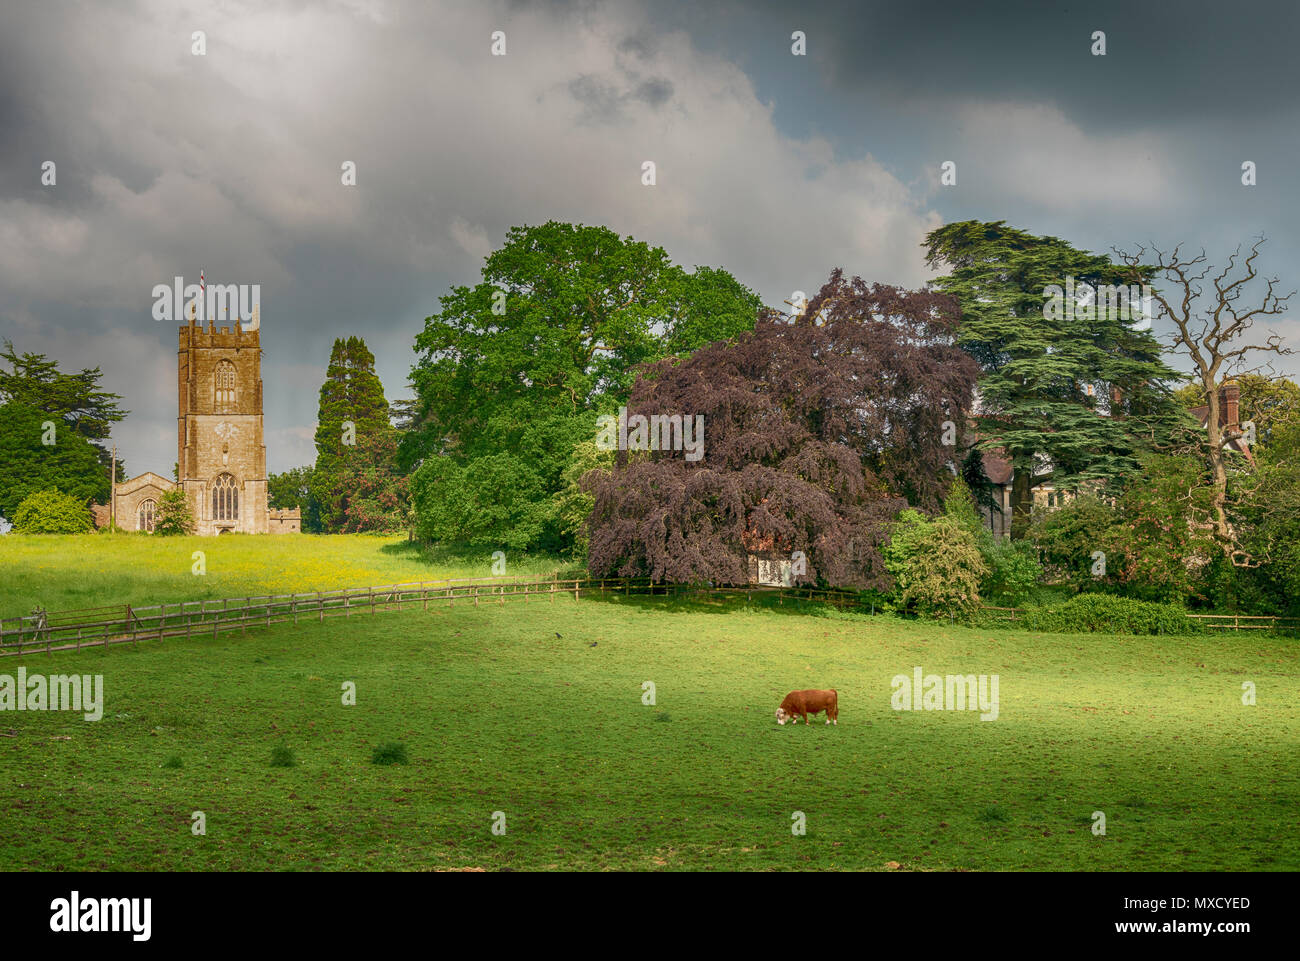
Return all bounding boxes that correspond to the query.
[404,221,763,551]
[925,221,1187,538]
[0,402,108,521]
[0,341,127,481]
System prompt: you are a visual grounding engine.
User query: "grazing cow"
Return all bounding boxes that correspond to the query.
[776,689,838,726]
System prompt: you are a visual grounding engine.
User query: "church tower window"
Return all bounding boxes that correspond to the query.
[215,361,237,412]
[212,473,239,521]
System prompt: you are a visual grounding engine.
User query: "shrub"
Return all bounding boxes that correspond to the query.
[1017,594,1199,636]
[882,509,930,598]
[554,439,613,560]
[898,515,989,618]
[940,478,1042,606]
[981,538,1043,606]
[269,745,297,767]
[1027,495,1116,591]
[11,489,92,533]
[153,488,195,536]
[1098,454,1216,604]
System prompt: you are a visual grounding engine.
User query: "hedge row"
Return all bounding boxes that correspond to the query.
[973,593,1202,635]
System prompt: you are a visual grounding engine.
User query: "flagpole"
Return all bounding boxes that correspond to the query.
[110,443,117,529]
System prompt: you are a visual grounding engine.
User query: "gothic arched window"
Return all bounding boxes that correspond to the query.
[215,361,237,412]
[212,473,239,521]
[138,498,156,533]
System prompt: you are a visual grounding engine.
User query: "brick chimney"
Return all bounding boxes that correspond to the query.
[1223,379,1240,430]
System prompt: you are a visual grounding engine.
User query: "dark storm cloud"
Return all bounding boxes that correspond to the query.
[1,0,1296,486]
[670,0,1300,132]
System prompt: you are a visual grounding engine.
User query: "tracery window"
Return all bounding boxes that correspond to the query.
[138,499,156,532]
[212,473,239,521]
[215,361,237,412]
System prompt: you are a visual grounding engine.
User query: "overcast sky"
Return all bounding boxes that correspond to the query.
[2,0,1297,476]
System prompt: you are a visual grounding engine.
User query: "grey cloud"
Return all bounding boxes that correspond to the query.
[632,77,673,108]
[1,0,1295,483]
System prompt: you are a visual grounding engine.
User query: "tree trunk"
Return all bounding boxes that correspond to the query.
[1011,467,1033,540]
[1203,389,1233,548]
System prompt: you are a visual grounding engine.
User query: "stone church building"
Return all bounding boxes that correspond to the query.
[102,314,300,534]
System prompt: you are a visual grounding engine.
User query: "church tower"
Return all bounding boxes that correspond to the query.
[177,308,269,534]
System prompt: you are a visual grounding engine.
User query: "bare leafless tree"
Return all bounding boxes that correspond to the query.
[1115,238,1294,565]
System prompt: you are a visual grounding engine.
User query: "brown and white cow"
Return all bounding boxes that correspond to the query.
[776,689,838,726]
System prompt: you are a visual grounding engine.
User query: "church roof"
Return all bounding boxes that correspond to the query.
[114,472,175,495]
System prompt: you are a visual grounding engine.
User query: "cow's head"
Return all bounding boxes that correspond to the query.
[775,707,789,725]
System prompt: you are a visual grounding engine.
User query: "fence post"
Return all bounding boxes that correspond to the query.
[574,579,579,601]
[422,582,428,612]
[474,585,479,607]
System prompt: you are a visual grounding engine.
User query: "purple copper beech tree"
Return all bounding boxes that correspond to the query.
[584,271,980,589]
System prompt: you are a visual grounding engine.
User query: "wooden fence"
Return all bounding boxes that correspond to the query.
[978,605,1299,633]
[0,574,617,657]
[1,576,1293,657]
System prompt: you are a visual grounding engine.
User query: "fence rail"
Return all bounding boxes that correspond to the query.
[2,575,1294,657]
[976,606,1299,632]
[0,574,663,657]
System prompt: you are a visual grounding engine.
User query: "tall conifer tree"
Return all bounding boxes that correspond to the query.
[924,221,1188,538]
[311,337,405,532]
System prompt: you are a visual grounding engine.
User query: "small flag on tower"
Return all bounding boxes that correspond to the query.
[200,269,205,293]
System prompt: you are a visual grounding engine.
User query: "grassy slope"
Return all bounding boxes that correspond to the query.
[0,534,567,619]
[2,595,1296,872]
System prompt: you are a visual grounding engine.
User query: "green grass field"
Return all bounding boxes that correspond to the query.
[0,533,566,619]
[1,589,1296,871]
